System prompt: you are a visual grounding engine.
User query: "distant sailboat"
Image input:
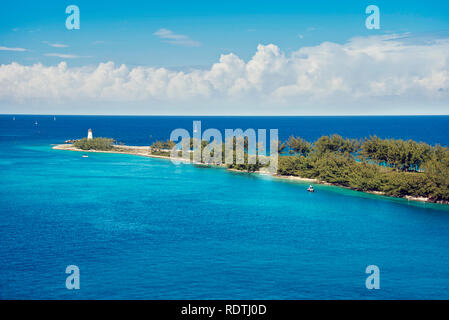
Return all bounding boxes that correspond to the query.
[34,121,38,126]
[54,116,56,121]
[12,116,15,121]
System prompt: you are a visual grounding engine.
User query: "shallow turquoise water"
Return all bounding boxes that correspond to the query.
[1,140,449,299]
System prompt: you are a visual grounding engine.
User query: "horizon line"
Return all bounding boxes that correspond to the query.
[1,113,449,117]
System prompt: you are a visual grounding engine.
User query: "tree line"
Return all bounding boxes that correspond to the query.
[279,134,449,202]
[73,138,114,151]
[84,134,449,203]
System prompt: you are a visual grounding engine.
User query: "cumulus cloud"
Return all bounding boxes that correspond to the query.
[154,28,201,47]
[1,34,449,114]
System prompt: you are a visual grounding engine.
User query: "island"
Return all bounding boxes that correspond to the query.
[53,133,449,205]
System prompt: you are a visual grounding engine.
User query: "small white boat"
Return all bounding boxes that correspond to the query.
[12,116,15,121]
[82,155,89,158]
[34,121,38,126]
[307,185,315,193]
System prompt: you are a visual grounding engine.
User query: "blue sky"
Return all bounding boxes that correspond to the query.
[1,0,449,115]
[2,0,449,68]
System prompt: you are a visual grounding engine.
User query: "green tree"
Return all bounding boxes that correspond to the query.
[286,136,312,156]
[73,138,114,151]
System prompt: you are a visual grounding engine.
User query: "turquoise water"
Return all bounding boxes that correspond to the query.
[1,116,449,299]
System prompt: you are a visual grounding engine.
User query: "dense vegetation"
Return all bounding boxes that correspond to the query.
[73,138,114,151]
[147,134,449,203]
[279,134,449,203]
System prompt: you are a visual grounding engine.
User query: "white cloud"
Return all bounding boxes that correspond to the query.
[44,53,80,59]
[0,46,26,52]
[43,42,69,48]
[154,28,201,47]
[1,34,449,115]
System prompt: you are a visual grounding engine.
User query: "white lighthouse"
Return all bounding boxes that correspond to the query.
[87,129,93,140]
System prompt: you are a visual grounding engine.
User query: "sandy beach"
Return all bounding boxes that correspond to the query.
[52,144,191,162]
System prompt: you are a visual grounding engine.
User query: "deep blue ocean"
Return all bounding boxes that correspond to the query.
[1,115,449,299]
